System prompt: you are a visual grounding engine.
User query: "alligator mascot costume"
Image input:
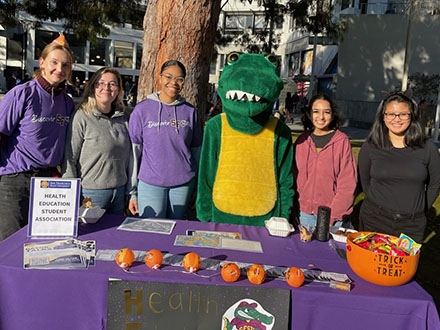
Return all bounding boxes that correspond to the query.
[196,52,294,226]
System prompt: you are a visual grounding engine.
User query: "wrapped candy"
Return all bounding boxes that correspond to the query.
[390,246,408,256]
[397,234,421,256]
[352,233,421,257]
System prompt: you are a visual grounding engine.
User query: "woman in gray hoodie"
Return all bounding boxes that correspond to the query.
[62,67,135,215]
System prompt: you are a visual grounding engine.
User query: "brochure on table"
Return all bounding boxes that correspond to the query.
[27,177,81,238]
[23,238,96,269]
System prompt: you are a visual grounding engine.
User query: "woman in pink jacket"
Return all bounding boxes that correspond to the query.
[294,93,357,228]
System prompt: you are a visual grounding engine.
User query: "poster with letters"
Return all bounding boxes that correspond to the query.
[28,177,81,238]
[107,280,290,329]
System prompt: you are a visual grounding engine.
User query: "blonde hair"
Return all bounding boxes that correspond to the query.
[78,67,125,115]
[34,43,74,83]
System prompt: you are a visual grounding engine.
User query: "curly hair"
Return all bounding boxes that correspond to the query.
[301,93,341,132]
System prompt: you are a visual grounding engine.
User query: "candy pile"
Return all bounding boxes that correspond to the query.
[352,233,421,256]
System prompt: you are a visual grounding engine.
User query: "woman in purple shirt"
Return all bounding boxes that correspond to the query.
[128,60,202,219]
[0,35,74,242]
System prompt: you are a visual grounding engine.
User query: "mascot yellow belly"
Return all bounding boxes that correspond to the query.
[213,114,277,216]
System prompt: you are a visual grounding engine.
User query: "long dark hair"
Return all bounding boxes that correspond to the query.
[367,91,425,149]
[301,93,341,132]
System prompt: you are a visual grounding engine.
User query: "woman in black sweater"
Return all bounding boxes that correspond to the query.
[358,92,440,242]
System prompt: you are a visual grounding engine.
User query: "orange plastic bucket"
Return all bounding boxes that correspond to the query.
[346,232,420,286]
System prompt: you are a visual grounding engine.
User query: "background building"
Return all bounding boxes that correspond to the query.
[213,0,440,127]
[337,12,440,127]
[0,12,142,96]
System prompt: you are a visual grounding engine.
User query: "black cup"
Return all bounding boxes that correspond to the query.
[316,206,331,241]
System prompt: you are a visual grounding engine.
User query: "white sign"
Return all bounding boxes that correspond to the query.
[28,178,81,238]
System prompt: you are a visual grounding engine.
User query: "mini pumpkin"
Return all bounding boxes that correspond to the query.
[247,264,266,285]
[285,266,305,288]
[221,262,241,283]
[145,249,163,269]
[115,248,135,269]
[182,252,201,272]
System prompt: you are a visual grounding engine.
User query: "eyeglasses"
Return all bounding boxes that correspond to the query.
[384,112,411,120]
[95,81,119,90]
[161,74,185,85]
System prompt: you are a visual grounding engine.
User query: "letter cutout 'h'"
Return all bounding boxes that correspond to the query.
[124,289,143,315]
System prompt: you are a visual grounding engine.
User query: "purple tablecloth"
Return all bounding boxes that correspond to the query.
[0,214,438,330]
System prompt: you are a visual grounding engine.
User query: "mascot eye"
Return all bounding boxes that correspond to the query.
[265,54,279,66]
[226,52,242,65]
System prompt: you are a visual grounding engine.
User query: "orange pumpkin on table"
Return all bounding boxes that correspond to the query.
[182,252,201,272]
[247,264,266,285]
[145,249,163,269]
[285,267,305,288]
[115,248,135,269]
[221,262,241,282]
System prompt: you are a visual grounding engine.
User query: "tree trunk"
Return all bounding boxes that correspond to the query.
[138,0,221,119]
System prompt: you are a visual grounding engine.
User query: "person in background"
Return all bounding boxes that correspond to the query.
[273,108,285,122]
[124,80,132,101]
[292,92,300,113]
[62,67,135,215]
[419,99,430,135]
[206,98,222,120]
[128,60,202,219]
[74,76,82,96]
[294,93,357,228]
[79,79,88,97]
[284,92,294,123]
[6,71,18,91]
[0,34,74,242]
[128,81,138,106]
[21,73,31,84]
[358,92,440,243]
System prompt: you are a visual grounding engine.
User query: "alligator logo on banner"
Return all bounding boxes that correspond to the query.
[222,299,275,330]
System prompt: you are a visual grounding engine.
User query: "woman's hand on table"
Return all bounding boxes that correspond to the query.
[128,200,139,216]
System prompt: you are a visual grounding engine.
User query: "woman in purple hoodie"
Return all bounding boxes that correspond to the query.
[294,93,357,228]
[128,60,202,219]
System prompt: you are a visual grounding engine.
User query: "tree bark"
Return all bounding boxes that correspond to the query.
[139,0,221,119]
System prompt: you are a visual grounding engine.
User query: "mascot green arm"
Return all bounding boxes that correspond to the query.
[196,115,221,222]
[275,121,295,219]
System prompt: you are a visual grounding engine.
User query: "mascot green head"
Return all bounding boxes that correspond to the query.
[217,52,284,134]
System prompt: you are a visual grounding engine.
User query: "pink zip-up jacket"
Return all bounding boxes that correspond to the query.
[294,129,357,225]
